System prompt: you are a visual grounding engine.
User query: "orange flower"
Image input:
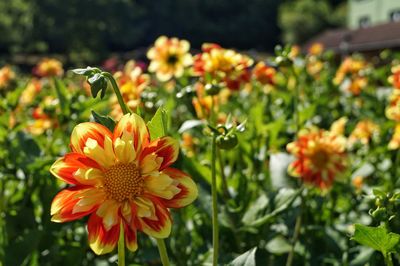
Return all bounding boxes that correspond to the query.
[333,57,367,86]
[287,128,347,189]
[348,120,379,145]
[352,176,363,191]
[308,43,324,56]
[19,78,42,107]
[0,65,15,89]
[27,107,53,135]
[289,45,301,59]
[388,65,400,90]
[253,62,276,85]
[34,58,64,77]
[147,36,193,82]
[111,60,150,119]
[306,58,324,78]
[389,124,400,150]
[50,114,198,254]
[193,43,253,91]
[386,90,400,121]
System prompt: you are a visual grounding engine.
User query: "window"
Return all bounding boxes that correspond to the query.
[359,16,370,28]
[390,10,400,22]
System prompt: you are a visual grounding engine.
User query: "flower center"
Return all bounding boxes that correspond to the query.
[167,54,179,65]
[310,148,330,169]
[104,163,144,202]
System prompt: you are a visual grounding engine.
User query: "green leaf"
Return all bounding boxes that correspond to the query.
[229,247,257,266]
[147,107,168,140]
[178,119,204,133]
[351,224,400,254]
[88,73,108,99]
[266,236,292,254]
[53,78,70,115]
[91,111,116,131]
[72,66,100,76]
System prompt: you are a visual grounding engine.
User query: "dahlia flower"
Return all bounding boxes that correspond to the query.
[147,36,193,82]
[50,113,198,254]
[287,128,347,189]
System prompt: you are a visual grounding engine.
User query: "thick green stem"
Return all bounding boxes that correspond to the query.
[156,238,170,266]
[118,223,125,266]
[384,252,394,266]
[286,208,302,266]
[102,72,131,115]
[211,135,219,266]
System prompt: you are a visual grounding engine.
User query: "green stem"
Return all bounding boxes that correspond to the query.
[156,238,170,266]
[118,223,125,266]
[392,149,400,189]
[286,191,304,266]
[102,72,131,115]
[211,134,219,266]
[217,147,230,200]
[383,252,394,266]
[290,66,300,134]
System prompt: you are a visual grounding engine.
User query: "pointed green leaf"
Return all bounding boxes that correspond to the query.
[147,107,168,140]
[351,224,400,254]
[229,247,257,266]
[91,111,116,131]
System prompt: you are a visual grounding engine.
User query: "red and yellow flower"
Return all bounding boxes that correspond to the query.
[34,58,64,77]
[287,128,347,189]
[252,62,276,86]
[50,114,198,255]
[27,107,54,135]
[388,124,400,150]
[147,36,193,82]
[193,43,253,91]
[348,120,379,145]
[334,57,368,95]
[111,60,150,119]
[0,65,15,89]
[19,78,42,107]
[386,90,400,121]
[388,65,400,90]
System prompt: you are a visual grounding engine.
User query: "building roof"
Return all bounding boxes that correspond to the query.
[304,22,400,54]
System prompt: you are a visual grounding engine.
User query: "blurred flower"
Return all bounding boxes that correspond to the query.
[330,117,348,136]
[181,132,198,158]
[19,78,42,107]
[253,62,276,85]
[147,36,193,82]
[352,176,364,191]
[34,58,64,77]
[388,65,400,90]
[333,57,367,86]
[388,124,400,150]
[348,120,379,145]
[306,58,324,78]
[289,45,301,59]
[193,43,253,91]
[308,43,324,56]
[192,82,230,120]
[287,128,347,189]
[386,90,400,121]
[111,60,150,119]
[49,114,198,254]
[0,65,15,89]
[27,107,53,135]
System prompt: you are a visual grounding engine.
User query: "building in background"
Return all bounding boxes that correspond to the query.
[349,0,400,29]
[305,0,400,54]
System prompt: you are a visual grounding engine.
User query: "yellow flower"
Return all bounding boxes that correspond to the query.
[306,57,324,78]
[308,43,324,56]
[147,36,193,82]
[49,114,198,254]
[348,120,379,145]
[111,60,150,119]
[0,65,15,89]
[34,58,64,77]
[389,124,400,150]
[27,107,54,135]
[330,117,348,136]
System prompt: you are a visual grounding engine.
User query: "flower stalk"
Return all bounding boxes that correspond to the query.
[102,72,131,115]
[211,134,219,266]
[118,223,125,266]
[156,238,170,266]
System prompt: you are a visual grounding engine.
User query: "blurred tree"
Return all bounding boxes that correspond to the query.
[278,0,347,45]
[0,0,282,65]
